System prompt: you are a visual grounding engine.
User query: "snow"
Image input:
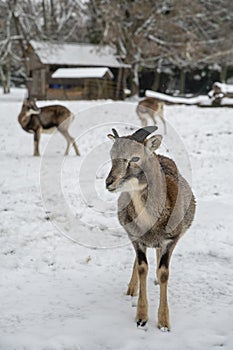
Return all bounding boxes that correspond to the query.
[30,41,129,68]
[146,89,233,106]
[52,67,113,79]
[212,82,233,94]
[146,89,209,104]
[1,88,233,349]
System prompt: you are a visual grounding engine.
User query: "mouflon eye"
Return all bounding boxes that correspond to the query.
[131,156,140,162]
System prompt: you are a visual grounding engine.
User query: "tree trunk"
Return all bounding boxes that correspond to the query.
[180,69,186,95]
[152,72,160,92]
[220,66,227,83]
[128,64,139,96]
[42,0,48,34]
[0,63,11,94]
[116,67,124,100]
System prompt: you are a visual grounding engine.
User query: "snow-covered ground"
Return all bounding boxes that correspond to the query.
[0,89,233,350]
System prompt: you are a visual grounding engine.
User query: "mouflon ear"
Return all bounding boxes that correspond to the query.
[107,128,119,142]
[145,134,162,153]
[131,126,158,143]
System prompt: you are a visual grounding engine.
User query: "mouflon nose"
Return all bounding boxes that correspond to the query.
[106,176,114,188]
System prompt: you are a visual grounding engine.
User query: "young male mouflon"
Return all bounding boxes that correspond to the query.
[136,97,166,134]
[18,98,80,156]
[106,126,195,331]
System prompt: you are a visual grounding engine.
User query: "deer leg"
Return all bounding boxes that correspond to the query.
[58,128,80,156]
[156,244,176,331]
[135,244,148,327]
[158,103,167,134]
[150,112,158,127]
[33,128,41,156]
[159,115,167,135]
[138,111,148,127]
[140,117,148,127]
[72,137,80,156]
[126,258,138,297]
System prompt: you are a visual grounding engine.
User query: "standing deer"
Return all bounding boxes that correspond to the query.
[136,97,166,134]
[18,98,80,156]
[106,126,195,331]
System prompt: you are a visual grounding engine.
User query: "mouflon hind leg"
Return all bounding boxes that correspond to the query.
[127,258,139,297]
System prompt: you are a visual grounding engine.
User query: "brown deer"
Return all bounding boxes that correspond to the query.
[106,126,195,331]
[136,97,166,134]
[18,98,80,156]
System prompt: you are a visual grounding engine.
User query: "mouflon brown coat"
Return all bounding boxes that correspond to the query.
[106,126,195,330]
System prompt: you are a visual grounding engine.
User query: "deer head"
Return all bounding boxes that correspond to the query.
[19,98,41,127]
[23,98,41,114]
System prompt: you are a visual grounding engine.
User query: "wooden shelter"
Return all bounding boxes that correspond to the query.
[26,41,130,100]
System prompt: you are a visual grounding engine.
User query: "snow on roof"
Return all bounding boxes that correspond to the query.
[30,41,129,68]
[52,67,114,79]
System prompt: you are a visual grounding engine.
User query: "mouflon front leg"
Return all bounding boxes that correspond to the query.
[135,244,148,327]
[156,243,176,331]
